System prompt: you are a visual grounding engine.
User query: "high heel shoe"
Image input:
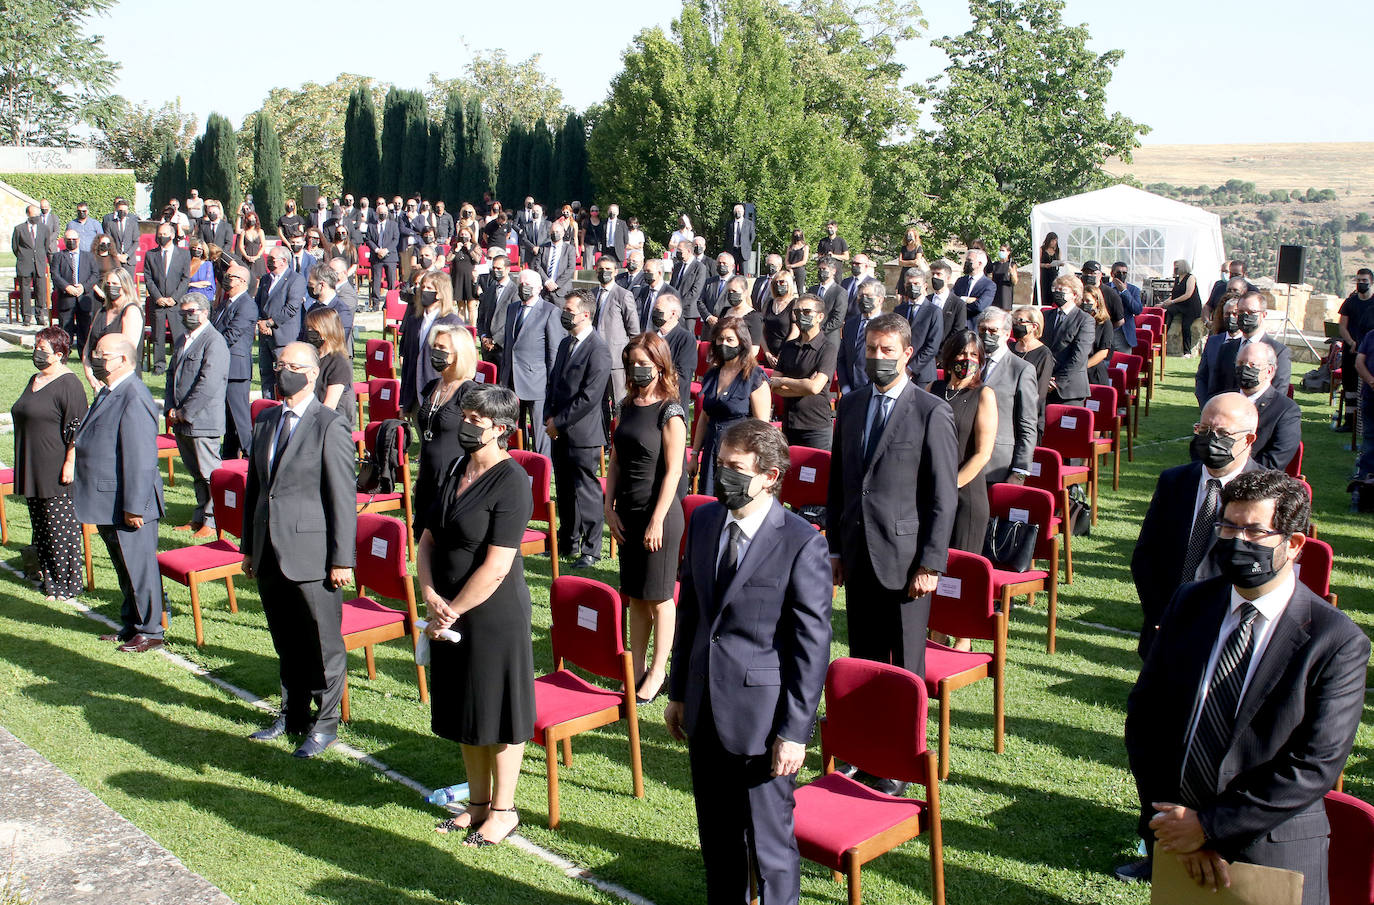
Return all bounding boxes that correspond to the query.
[434,801,489,834]
[464,806,519,847]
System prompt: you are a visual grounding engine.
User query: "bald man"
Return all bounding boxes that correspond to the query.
[1233,342,1301,472]
[73,334,167,651]
[213,264,259,458]
[1131,392,1260,659]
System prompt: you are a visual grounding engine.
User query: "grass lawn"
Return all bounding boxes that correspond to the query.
[0,331,1370,905]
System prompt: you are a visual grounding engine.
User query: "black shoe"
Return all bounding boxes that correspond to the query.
[572,554,598,570]
[869,777,909,797]
[249,717,291,741]
[835,762,860,779]
[293,731,337,758]
[153,364,167,375]
[1113,859,1151,884]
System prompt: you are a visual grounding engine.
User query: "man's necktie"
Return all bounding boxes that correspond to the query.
[716,522,743,599]
[607,221,614,244]
[863,395,891,465]
[1182,478,1222,581]
[513,304,530,339]
[1180,602,1261,808]
[849,280,859,303]
[270,410,295,479]
[550,245,560,276]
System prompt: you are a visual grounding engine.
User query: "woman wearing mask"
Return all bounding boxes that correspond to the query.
[928,330,996,559]
[1038,232,1063,307]
[447,227,481,325]
[324,224,358,283]
[668,214,694,250]
[1165,258,1203,357]
[603,333,686,704]
[625,217,645,257]
[719,277,764,359]
[991,242,1018,310]
[91,235,119,279]
[236,212,267,293]
[303,307,356,427]
[304,227,325,255]
[688,317,771,493]
[1011,305,1053,436]
[186,239,218,302]
[1083,285,1114,386]
[897,227,926,285]
[11,326,88,601]
[786,229,809,292]
[456,204,479,242]
[414,324,479,536]
[83,268,143,387]
[420,384,533,848]
[400,273,465,415]
[761,271,798,367]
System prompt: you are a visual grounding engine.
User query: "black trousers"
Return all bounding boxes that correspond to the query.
[54,303,77,343]
[257,546,346,735]
[17,273,48,321]
[552,438,603,558]
[149,304,186,368]
[259,339,283,399]
[783,426,832,451]
[688,691,801,905]
[1165,305,1200,354]
[843,541,930,678]
[222,379,252,459]
[97,520,164,637]
[370,260,398,303]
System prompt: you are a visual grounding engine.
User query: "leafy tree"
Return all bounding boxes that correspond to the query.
[0,0,121,146]
[400,91,429,197]
[249,111,284,233]
[463,52,567,159]
[200,112,241,215]
[526,117,555,204]
[93,98,198,181]
[462,94,496,204]
[437,92,466,205]
[342,86,382,196]
[589,0,866,256]
[923,0,1147,256]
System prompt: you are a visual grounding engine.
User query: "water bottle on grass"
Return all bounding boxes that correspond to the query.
[427,783,470,806]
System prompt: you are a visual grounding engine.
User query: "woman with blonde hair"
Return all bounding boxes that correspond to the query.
[83,267,143,387]
[414,323,480,533]
[1012,304,1052,435]
[1082,284,1114,386]
[401,271,465,415]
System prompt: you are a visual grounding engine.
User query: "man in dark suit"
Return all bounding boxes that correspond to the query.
[976,308,1038,483]
[615,250,647,294]
[591,256,640,407]
[545,290,612,569]
[1205,290,1293,398]
[600,203,627,266]
[828,312,958,796]
[535,223,575,306]
[256,247,306,399]
[835,282,882,394]
[10,204,50,326]
[50,227,95,343]
[1042,275,1095,406]
[283,228,318,279]
[954,248,997,318]
[73,335,166,652]
[701,252,735,329]
[666,419,831,905]
[1234,342,1301,472]
[101,197,139,275]
[306,198,331,233]
[670,240,707,336]
[500,270,563,457]
[197,200,234,251]
[477,254,515,365]
[166,294,228,535]
[841,254,880,319]
[364,206,400,307]
[753,255,782,309]
[37,199,61,255]
[1123,470,1368,903]
[1110,261,1143,350]
[893,268,942,385]
[1131,392,1260,659]
[813,257,846,352]
[927,260,965,341]
[723,203,755,276]
[518,203,550,264]
[143,222,191,375]
[243,341,357,758]
[212,264,258,459]
[653,293,698,410]
[635,260,677,331]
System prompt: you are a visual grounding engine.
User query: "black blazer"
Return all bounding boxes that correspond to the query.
[477,276,514,344]
[212,291,258,381]
[545,331,612,447]
[723,216,755,267]
[663,325,698,409]
[601,217,628,262]
[534,242,575,303]
[671,258,707,318]
[1043,305,1095,400]
[894,298,943,385]
[242,401,357,582]
[836,311,869,394]
[669,499,832,756]
[818,280,846,349]
[934,293,966,341]
[49,249,96,315]
[100,212,140,262]
[1251,386,1302,471]
[198,218,234,252]
[499,299,562,400]
[1126,578,1369,879]
[827,380,959,589]
[143,246,191,302]
[1209,335,1294,397]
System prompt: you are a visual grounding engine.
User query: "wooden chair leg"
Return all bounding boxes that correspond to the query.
[1047,570,1059,655]
[341,678,350,723]
[1060,489,1074,584]
[83,524,95,591]
[561,736,573,767]
[938,684,951,781]
[414,661,429,703]
[546,738,561,829]
[847,857,862,905]
[832,870,844,885]
[189,578,205,648]
[225,575,238,614]
[362,645,375,680]
[993,669,1005,754]
[0,494,8,545]
[166,455,175,487]
[627,709,644,799]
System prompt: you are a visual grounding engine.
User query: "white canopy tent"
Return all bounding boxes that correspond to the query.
[1030,184,1225,302]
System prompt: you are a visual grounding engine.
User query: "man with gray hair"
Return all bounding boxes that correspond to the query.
[616,249,646,293]
[702,251,735,325]
[166,293,229,536]
[500,268,563,456]
[976,307,1038,483]
[213,264,259,458]
[324,257,358,352]
[1232,341,1301,472]
[256,245,306,398]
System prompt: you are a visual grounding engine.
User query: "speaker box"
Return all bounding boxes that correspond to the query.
[301,185,320,210]
[1276,244,1306,285]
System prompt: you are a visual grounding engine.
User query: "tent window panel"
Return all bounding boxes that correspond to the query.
[1132,228,1166,280]
[1100,228,1130,270]
[1067,227,1098,268]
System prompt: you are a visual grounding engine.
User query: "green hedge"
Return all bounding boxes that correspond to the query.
[0,172,138,225]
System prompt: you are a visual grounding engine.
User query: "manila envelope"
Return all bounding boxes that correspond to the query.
[1151,848,1303,905]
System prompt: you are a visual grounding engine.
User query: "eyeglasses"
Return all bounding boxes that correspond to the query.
[273,362,312,373]
[1214,520,1286,542]
[1192,423,1245,440]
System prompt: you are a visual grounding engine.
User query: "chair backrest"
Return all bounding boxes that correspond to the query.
[680,493,716,559]
[1107,368,1132,413]
[209,467,247,540]
[927,549,996,641]
[509,448,552,506]
[780,446,830,510]
[363,420,407,471]
[987,481,1058,563]
[1325,790,1374,905]
[474,360,498,385]
[1026,446,1064,500]
[367,377,401,422]
[365,339,395,379]
[354,513,412,601]
[1108,351,1144,392]
[1085,384,1119,432]
[1132,325,1155,360]
[250,398,281,423]
[1043,403,1095,460]
[1141,305,1166,318]
[549,575,626,681]
[1284,441,1304,479]
[384,289,405,320]
[1295,536,1333,601]
[1138,312,1165,338]
[356,243,371,268]
[696,341,711,378]
[821,658,931,786]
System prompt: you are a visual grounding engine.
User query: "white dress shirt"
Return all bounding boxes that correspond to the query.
[717,496,773,572]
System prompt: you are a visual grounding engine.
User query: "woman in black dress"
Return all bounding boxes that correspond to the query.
[1165,258,1203,356]
[1012,305,1053,438]
[760,271,798,367]
[447,226,481,325]
[303,307,356,428]
[82,268,143,389]
[1082,286,1113,387]
[604,333,687,704]
[400,272,466,416]
[11,327,88,600]
[896,227,925,285]
[689,317,771,494]
[991,242,1018,310]
[414,324,479,535]
[786,229,808,293]
[419,384,533,848]
[1038,232,1062,307]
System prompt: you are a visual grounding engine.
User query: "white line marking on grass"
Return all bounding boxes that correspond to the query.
[0,559,659,905]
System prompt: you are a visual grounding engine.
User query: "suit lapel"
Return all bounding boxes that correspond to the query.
[844,386,873,484]
[699,503,729,617]
[269,403,315,487]
[1231,588,1311,738]
[716,502,784,617]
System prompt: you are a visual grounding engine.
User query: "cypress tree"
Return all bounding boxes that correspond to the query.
[186,135,204,195]
[150,141,175,212]
[170,151,189,210]
[379,87,407,196]
[527,118,554,204]
[249,111,285,234]
[462,94,495,204]
[400,91,429,198]
[342,89,363,195]
[555,113,589,207]
[201,112,241,215]
[494,122,518,203]
[438,92,465,206]
[355,88,381,194]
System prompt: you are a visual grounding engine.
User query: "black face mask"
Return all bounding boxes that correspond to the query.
[430,350,451,372]
[674,252,684,263]
[651,309,669,329]
[1226,315,1239,334]
[851,265,863,277]
[726,290,743,306]
[1358,281,1372,295]
[1080,303,1096,316]
[419,257,434,269]
[980,333,1001,355]
[104,284,122,301]
[626,260,641,273]
[64,238,78,251]
[457,420,488,453]
[421,290,438,307]
[560,310,578,331]
[303,328,324,347]
[1237,311,1262,335]
[157,235,173,247]
[716,342,741,362]
[904,282,921,298]
[32,349,52,369]
[628,363,655,387]
[517,284,535,301]
[930,276,945,292]
[714,466,757,511]
[859,297,877,315]
[1051,290,1068,307]
[276,367,309,398]
[766,263,780,276]
[795,312,816,331]
[1190,429,1239,470]
[597,270,614,285]
[180,310,203,330]
[865,356,899,386]
[717,263,730,276]
[1011,322,1030,339]
[1211,535,1288,590]
[1237,363,1264,390]
[90,356,116,382]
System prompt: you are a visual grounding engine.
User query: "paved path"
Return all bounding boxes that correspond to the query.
[0,725,235,905]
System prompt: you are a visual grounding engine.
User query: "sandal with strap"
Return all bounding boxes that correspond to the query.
[464,806,520,847]
[434,801,489,834]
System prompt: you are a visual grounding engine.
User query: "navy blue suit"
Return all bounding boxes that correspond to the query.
[836,311,871,394]
[49,248,96,343]
[670,498,832,905]
[894,297,943,385]
[255,268,306,398]
[545,329,612,557]
[364,218,401,300]
[212,290,258,457]
[953,273,997,317]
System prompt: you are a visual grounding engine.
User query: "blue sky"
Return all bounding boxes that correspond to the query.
[93,0,1367,145]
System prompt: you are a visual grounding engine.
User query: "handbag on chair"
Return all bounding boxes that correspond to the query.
[982,516,1040,573]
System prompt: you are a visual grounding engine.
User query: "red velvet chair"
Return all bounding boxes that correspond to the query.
[1284,440,1305,481]
[351,381,369,431]
[0,466,12,545]
[364,339,397,380]
[382,289,405,345]
[532,575,643,828]
[793,658,945,905]
[1296,536,1337,606]
[1136,311,1166,380]
[1108,351,1145,435]
[1326,790,1374,904]
[923,549,1006,779]
[679,493,715,560]
[1107,367,1135,463]
[986,483,1060,653]
[1043,404,1102,526]
[340,513,426,722]
[1085,384,1121,491]
[250,398,281,424]
[352,376,402,452]
[510,449,559,579]
[355,421,416,561]
[779,446,829,525]
[156,467,247,647]
[1024,446,1075,583]
[355,243,371,290]
[157,416,179,487]
[474,360,498,385]
[1131,324,1156,410]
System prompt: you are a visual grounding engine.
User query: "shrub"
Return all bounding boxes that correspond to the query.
[0,172,138,224]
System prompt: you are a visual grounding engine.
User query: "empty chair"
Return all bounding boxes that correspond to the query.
[364,339,397,380]
[1024,446,1078,583]
[156,467,247,647]
[1085,384,1121,491]
[355,421,416,560]
[1042,403,1102,525]
[509,449,559,579]
[1296,536,1338,606]
[1325,790,1374,905]
[986,482,1060,653]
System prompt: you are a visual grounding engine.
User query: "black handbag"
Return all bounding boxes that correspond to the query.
[1068,484,1092,536]
[982,516,1040,573]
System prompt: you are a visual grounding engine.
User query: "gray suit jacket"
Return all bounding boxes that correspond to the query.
[535,242,575,303]
[242,400,357,581]
[499,299,562,400]
[1044,305,1095,400]
[671,258,707,318]
[73,376,166,525]
[982,350,1039,482]
[166,326,229,437]
[592,283,639,370]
